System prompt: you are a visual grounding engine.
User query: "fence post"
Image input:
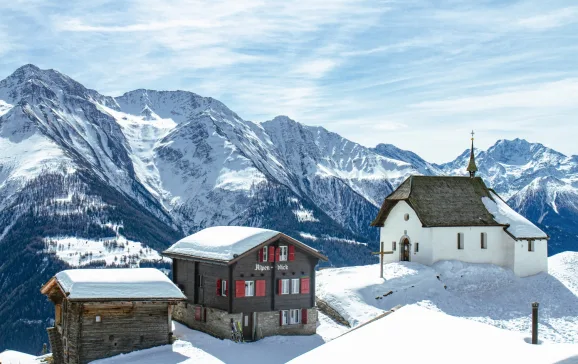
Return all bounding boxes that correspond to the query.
[532,302,539,344]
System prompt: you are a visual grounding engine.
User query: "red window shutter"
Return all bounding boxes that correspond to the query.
[256,280,266,297]
[258,248,264,262]
[278,279,282,295]
[302,308,308,324]
[268,246,275,262]
[195,306,201,321]
[216,279,222,296]
[279,311,283,326]
[235,280,245,298]
[224,280,228,296]
[275,247,280,262]
[301,278,310,294]
[288,245,295,261]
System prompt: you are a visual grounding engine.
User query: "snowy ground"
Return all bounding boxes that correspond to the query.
[7,253,578,363]
[0,350,48,364]
[316,251,578,343]
[289,305,578,364]
[91,313,348,364]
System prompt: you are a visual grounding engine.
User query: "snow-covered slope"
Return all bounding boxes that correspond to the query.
[93,315,347,364]
[289,305,578,364]
[372,142,442,176]
[0,350,43,364]
[316,252,578,343]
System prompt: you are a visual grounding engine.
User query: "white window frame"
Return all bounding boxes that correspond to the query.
[415,242,419,253]
[392,241,396,251]
[289,309,301,325]
[291,278,300,294]
[281,279,290,295]
[528,240,534,252]
[245,281,255,297]
[222,280,227,297]
[279,246,288,261]
[281,310,289,326]
[481,233,487,249]
[262,246,268,262]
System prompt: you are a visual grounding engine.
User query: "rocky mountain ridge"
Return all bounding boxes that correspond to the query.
[0,64,576,354]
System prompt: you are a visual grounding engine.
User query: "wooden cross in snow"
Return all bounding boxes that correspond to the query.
[372,241,394,279]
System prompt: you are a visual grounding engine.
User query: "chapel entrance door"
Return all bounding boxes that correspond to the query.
[401,239,410,261]
[242,312,253,341]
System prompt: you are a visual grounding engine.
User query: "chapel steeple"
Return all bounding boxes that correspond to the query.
[467,130,478,178]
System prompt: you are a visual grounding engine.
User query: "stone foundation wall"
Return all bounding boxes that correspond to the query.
[255,309,317,339]
[173,303,318,341]
[173,302,242,340]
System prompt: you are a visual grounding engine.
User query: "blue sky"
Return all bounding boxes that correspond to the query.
[1,0,577,162]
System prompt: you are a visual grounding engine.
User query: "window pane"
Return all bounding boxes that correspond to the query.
[279,246,288,261]
[245,281,254,296]
[291,279,300,294]
[282,279,290,294]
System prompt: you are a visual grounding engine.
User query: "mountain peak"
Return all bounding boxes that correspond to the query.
[487,138,566,164]
[265,115,300,127]
[14,63,41,73]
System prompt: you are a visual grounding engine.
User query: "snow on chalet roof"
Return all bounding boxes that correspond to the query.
[54,268,185,301]
[482,191,548,240]
[164,226,283,261]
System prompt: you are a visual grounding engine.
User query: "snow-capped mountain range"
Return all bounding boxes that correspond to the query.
[0,64,577,354]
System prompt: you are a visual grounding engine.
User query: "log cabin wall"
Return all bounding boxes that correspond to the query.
[62,301,82,364]
[77,302,170,364]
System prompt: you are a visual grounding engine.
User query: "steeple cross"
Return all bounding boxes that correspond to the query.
[471,130,475,139]
[372,241,394,279]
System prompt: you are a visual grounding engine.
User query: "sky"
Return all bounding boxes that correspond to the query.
[0,0,577,163]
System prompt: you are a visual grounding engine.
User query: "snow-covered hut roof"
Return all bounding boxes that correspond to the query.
[163,226,327,262]
[482,191,547,239]
[371,176,547,240]
[42,268,185,301]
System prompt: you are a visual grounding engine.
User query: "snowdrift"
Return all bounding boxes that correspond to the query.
[288,305,578,364]
[316,252,578,343]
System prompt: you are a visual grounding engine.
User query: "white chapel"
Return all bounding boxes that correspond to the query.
[371,135,549,277]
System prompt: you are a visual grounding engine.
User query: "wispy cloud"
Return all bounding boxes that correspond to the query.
[1,0,577,161]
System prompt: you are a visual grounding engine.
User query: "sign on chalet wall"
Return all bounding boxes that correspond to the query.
[255,263,289,271]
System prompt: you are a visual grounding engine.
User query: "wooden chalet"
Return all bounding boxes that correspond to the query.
[40,268,185,364]
[162,226,328,341]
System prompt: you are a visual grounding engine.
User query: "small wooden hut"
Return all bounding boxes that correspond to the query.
[40,268,185,364]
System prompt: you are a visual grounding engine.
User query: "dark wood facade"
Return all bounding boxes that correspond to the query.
[168,234,325,314]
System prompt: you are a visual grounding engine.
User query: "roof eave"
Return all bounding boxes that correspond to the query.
[162,251,230,265]
[67,297,186,302]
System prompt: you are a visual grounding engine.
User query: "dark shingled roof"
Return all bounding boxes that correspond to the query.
[371,176,505,228]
